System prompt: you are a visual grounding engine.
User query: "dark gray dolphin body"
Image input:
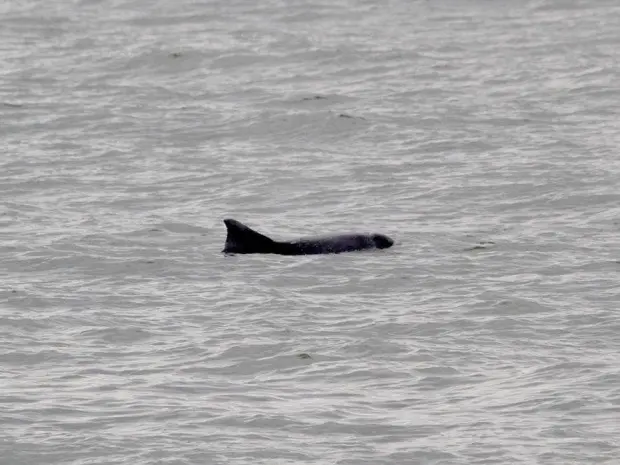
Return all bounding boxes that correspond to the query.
[222,219,394,255]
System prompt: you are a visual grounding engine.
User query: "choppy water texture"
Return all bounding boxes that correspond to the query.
[2,0,620,463]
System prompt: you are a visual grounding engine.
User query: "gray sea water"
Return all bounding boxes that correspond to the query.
[2,0,620,464]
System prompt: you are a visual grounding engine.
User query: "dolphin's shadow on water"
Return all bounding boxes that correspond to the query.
[221,219,394,256]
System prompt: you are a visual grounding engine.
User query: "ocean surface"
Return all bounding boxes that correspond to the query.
[2,0,620,464]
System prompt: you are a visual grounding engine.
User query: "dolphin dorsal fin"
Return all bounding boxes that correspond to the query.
[223,219,275,254]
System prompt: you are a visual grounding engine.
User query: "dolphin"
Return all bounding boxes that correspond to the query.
[222,219,394,255]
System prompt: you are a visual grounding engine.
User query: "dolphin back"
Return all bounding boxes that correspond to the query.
[222,218,394,255]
